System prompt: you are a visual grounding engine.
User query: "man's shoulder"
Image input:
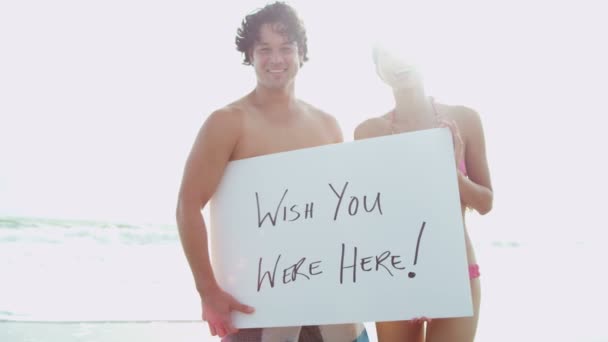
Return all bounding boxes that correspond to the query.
[207,99,249,124]
[298,100,343,142]
[298,100,335,121]
[199,103,248,139]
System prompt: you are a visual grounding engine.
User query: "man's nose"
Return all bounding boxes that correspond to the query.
[269,51,283,63]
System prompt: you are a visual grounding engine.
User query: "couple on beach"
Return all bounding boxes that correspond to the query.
[175,2,493,342]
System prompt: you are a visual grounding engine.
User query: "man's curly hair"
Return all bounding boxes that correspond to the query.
[235,2,308,66]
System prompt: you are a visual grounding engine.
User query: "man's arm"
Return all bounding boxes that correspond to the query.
[176,107,253,337]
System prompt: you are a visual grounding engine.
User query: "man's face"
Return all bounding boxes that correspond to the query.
[251,23,303,90]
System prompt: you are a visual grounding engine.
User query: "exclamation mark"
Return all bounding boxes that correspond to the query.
[408,221,426,279]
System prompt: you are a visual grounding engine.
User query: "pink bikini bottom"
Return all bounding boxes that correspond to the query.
[469,264,480,279]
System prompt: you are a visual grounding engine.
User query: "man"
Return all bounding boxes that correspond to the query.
[176,2,368,341]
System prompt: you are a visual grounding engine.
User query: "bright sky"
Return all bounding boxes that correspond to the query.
[1,0,606,241]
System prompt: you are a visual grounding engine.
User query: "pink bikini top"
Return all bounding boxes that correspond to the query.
[458,159,468,176]
[390,98,468,176]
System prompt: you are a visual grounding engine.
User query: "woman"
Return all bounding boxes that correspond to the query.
[354,46,493,342]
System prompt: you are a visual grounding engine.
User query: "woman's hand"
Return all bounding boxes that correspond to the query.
[438,119,464,167]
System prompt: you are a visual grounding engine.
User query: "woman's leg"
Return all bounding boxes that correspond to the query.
[375,320,424,342]
[426,276,481,342]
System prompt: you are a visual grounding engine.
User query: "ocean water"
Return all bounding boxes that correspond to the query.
[0,217,200,322]
[1,216,607,341]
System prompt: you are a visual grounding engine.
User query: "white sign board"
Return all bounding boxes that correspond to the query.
[210,128,472,328]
